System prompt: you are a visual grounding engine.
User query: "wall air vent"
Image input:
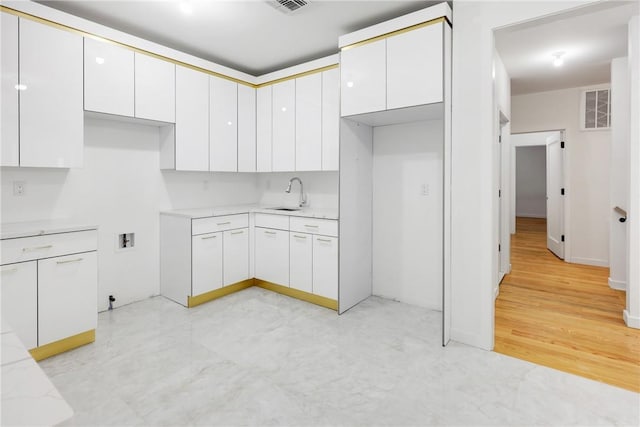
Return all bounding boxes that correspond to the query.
[581,88,610,130]
[267,0,309,14]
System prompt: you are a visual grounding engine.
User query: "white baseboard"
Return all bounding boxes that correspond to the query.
[623,310,640,329]
[569,257,609,268]
[608,277,626,291]
[515,213,546,219]
[450,328,493,350]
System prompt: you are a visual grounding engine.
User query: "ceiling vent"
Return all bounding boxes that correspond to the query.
[267,0,309,14]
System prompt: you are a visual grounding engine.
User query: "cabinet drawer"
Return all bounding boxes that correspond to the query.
[1,230,98,265]
[254,213,289,230]
[289,217,338,237]
[192,214,248,235]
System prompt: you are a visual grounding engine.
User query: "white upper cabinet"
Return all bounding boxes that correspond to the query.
[1,12,19,167]
[210,76,238,172]
[271,80,296,172]
[295,73,322,171]
[84,38,134,117]
[175,65,209,171]
[386,23,443,109]
[340,39,386,117]
[19,18,83,168]
[238,84,256,172]
[321,68,340,171]
[134,53,175,123]
[256,86,272,172]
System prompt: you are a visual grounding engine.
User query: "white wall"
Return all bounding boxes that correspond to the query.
[256,171,338,210]
[451,0,597,350]
[515,146,547,218]
[625,15,640,328]
[511,84,610,267]
[372,120,443,310]
[1,117,259,311]
[610,57,629,290]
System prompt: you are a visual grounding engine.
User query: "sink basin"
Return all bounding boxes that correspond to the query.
[267,207,302,211]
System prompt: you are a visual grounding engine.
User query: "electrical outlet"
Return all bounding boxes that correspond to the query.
[13,181,25,196]
[116,233,135,251]
[421,183,429,196]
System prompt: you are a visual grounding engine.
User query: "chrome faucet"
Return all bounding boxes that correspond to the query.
[286,177,307,207]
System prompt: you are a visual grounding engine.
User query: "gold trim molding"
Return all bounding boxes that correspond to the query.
[0,5,338,89]
[341,16,449,51]
[254,279,338,311]
[188,278,255,308]
[29,329,95,361]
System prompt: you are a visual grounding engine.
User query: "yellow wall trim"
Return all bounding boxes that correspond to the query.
[29,329,95,362]
[0,5,338,89]
[187,278,255,308]
[341,16,449,51]
[254,279,338,311]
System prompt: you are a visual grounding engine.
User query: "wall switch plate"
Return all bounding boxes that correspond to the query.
[13,181,25,196]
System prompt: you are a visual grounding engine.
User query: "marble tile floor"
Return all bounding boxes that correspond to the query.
[39,287,639,426]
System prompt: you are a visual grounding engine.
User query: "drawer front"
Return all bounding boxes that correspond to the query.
[192,214,248,235]
[289,217,338,237]
[1,230,98,265]
[254,213,289,230]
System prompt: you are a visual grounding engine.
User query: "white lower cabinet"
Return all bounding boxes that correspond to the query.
[1,262,37,349]
[289,232,312,293]
[192,232,223,296]
[160,213,250,306]
[38,252,97,346]
[223,228,249,286]
[0,227,98,355]
[312,235,339,300]
[254,227,289,286]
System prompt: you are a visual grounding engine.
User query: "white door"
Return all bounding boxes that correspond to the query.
[272,80,296,172]
[340,39,386,116]
[290,232,312,293]
[210,76,238,172]
[254,228,289,286]
[192,232,223,296]
[1,12,19,167]
[223,228,249,286]
[175,65,209,171]
[546,133,565,259]
[237,85,256,172]
[134,53,175,122]
[312,235,338,300]
[256,86,273,172]
[38,252,97,346]
[295,73,322,171]
[1,262,37,349]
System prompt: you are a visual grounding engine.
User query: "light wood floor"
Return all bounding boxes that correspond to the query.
[495,217,640,392]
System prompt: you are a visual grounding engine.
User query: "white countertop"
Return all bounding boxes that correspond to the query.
[161,204,339,220]
[1,323,74,426]
[1,219,98,240]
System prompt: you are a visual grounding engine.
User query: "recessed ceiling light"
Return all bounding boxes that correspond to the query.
[179,1,193,15]
[552,51,565,67]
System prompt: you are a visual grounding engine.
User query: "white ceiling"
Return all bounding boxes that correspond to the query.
[495,1,638,96]
[36,0,441,76]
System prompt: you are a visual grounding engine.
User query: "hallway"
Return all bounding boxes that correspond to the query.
[495,217,640,392]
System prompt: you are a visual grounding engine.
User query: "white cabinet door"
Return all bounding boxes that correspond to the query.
[387,23,443,109]
[134,53,175,123]
[175,65,209,171]
[38,252,97,346]
[1,262,37,349]
[84,37,134,117]
[322,68,339,171]
[340,39,386,117]
[312,236,338,300]
[256,86,272,172]
[210,76,238,172]
[192,232,223,296]
[223,228,249,286]
[1,12,19,167]
[238,84,256,172]
[289,232,312,293]
[272,80,296,172]
[254,228,289,286]
[295,73,322,171]
[19,19,83,168]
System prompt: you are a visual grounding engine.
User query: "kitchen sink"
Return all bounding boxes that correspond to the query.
[267,207,302,211]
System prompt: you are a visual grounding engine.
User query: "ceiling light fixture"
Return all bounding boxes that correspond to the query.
[552,51,565,67]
